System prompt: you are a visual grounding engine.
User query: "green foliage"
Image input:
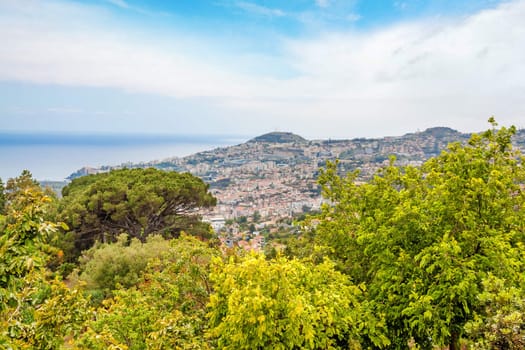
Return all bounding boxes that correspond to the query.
[3,169,61,229]
[282,229,318,261]
[315,119,525,349]
[0,171,89,349]
[3,170,61,220]
[76,234,219,349]
[0,177,5,215]
[4,170,40,202]
[72,234,173,298]
[59,168,216,257]
[208,254,389,349]
[464,275,525,349]
[1,270,90,350]
[0,176,58,290]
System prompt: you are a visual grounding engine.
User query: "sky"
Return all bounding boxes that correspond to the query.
[1,0,524,139]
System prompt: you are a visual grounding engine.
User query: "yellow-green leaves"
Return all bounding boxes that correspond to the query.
[464,275,525,349]
[0,172,89,349]
[77,235,218,350]
[208,254,388,349]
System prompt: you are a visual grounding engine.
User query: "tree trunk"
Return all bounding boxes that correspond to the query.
[449,329,459,350]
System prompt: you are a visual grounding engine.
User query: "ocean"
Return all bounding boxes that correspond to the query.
[0,133,245,181]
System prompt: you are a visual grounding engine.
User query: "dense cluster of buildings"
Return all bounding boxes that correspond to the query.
[68,127,525,251]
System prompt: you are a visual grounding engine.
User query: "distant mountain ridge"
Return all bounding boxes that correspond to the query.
[68,126,525,181]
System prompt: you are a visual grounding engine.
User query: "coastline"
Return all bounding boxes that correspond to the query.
[0,133,245,181]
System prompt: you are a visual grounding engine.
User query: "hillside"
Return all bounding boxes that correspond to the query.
[67,127,525,221]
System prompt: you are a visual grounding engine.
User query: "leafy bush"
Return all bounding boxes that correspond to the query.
[72,234,172,297]
[76,234,219,349]
[208,254,389,349]
[465,275,525,349]
[0,172,89,349]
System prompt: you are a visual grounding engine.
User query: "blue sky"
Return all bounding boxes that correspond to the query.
[1,0,524,139]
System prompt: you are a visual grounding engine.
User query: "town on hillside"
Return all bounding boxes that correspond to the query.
[65,127,525,251]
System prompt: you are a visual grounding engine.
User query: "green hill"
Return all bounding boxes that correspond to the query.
[248,132,307,144]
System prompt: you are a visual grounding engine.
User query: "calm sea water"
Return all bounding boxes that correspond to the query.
[0,133,245,181]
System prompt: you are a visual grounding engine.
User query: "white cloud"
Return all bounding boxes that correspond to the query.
[0,0,524,137]
[106,0,129,9]
[227,0,525,136]
[235,1,285,17]
[104,0,170,16]
[0,0,263,98]
[284,0,525,100]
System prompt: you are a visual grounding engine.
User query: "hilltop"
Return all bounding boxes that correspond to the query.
[248,132,307,144]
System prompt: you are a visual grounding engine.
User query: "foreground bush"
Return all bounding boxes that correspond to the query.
[208,254,389,349]
[72,234,172,298]
[1,173,89,349]
[76,235,219,349]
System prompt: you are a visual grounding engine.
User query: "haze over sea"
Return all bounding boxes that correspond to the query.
[0,133,245,182]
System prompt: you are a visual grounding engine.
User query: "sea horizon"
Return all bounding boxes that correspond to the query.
[0,132,247,182]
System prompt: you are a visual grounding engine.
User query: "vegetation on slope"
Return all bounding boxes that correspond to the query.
[248,131,307,144]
